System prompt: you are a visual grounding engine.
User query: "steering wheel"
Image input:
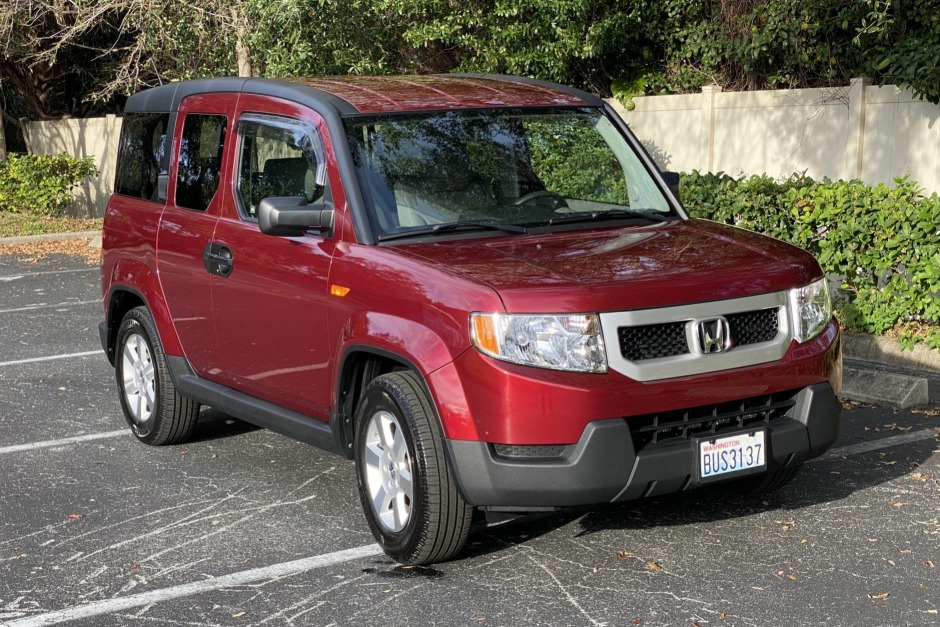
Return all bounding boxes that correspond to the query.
[514,190,565,207]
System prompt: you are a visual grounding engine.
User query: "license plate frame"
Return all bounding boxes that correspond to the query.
[697,430,767,483]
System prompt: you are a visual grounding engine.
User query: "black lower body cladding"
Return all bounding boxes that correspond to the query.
[445,383,842,508]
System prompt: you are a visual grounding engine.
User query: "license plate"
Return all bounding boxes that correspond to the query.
[698,430,766,481]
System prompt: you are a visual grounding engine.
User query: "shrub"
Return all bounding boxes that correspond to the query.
[681,171,940,350]
[0,153,99,216]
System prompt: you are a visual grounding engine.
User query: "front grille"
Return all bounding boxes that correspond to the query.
[618,307,781,361]
[493,444,570,458]
[618,322,689,361]
[727,308,779,346]
[627,389,799,451]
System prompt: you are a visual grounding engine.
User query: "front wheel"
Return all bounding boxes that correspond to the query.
[115,307,199,445]
[354,371,472,565]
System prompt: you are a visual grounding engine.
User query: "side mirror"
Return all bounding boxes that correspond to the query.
[258,196,334,237]
[661,171,680,200]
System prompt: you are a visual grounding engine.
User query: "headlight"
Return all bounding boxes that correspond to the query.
[470,313,607,373]
[789,277,832,343]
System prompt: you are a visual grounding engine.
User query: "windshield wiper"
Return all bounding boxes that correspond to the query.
[378,220,528,242]
[549,209,670,226]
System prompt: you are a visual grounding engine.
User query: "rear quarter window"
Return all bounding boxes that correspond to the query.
[114,113,170,202]
[175,114,227,212]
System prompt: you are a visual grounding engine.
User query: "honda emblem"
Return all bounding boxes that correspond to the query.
[697,317,731,354]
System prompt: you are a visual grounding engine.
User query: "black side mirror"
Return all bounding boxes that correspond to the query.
[258,196,334,237]
[661,171,680,200]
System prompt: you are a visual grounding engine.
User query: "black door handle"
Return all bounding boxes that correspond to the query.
[202,242,234,277]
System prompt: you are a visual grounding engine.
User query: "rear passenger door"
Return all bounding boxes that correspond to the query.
[157,95,235,378]
[209,97,337,420]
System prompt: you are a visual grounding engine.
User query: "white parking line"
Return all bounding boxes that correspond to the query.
[1,544,382,627]
[0,268,97,281]
[0,430,127,456]
[0,300,98,314]
[0,351,101,368]
[813,429,938,461]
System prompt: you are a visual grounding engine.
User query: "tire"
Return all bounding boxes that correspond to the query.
[115,306,200,445]
[354,371,472,565]
[728,464,802,495]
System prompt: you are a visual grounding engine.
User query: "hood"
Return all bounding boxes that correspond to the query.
[394,219,821,312]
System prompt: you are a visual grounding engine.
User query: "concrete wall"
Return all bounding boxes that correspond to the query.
[610,78,940,195]
[23,78,940,218]
[24,115,122,218]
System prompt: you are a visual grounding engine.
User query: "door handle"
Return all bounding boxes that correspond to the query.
[202,242,234,277]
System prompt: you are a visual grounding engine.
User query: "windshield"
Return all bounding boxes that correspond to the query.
[345,108,675,240]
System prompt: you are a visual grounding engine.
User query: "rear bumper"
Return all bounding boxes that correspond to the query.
[446,382,842,508]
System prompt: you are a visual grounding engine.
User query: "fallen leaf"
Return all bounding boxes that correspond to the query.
[633,619,642,625]
[617,550,632,559]
[887,560,896,566]
[868,593,890,600]
[891,501,907,508]
[911,473,932,481]
[719,613,727,621]
[66,513,83,520]
[925,561,935,569]
[787,574,798,581]
[232,611,246,618]
[472,616,486,622]
[647,561,662,573]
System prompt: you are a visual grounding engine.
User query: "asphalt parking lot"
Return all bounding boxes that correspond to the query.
[0,249,938,627]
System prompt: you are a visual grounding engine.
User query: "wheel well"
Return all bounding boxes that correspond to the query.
[105,289,146,362]
[336,351,411,457]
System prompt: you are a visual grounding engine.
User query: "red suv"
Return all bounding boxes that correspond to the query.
[100,74,842,564]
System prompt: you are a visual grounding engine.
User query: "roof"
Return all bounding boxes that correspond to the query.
[124,74,603,117]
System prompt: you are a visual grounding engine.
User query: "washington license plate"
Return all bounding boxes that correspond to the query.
[699,430,766,480]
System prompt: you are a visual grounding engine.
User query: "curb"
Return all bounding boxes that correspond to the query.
[0,230,101,246]
[842,331,940,373]
[841,366,929,410]
[840,333,938,409]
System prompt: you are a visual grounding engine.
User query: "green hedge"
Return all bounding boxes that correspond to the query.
[681,172,940,350]
[0,154,99,216]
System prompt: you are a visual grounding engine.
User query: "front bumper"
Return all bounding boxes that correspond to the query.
[446,382,842,508]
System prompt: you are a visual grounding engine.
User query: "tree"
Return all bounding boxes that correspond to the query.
[0,0,248,119]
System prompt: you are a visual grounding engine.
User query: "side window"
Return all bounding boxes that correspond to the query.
[176,114,227,212]
[235,114,327,220]
[114,113,169,202]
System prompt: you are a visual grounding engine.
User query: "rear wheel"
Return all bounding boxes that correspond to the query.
[115,307,199,445]
[354,371,472,565]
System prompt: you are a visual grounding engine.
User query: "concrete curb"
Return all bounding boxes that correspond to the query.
[841,366,929,410]
[0,230,101,246]
[843,331,940,373]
